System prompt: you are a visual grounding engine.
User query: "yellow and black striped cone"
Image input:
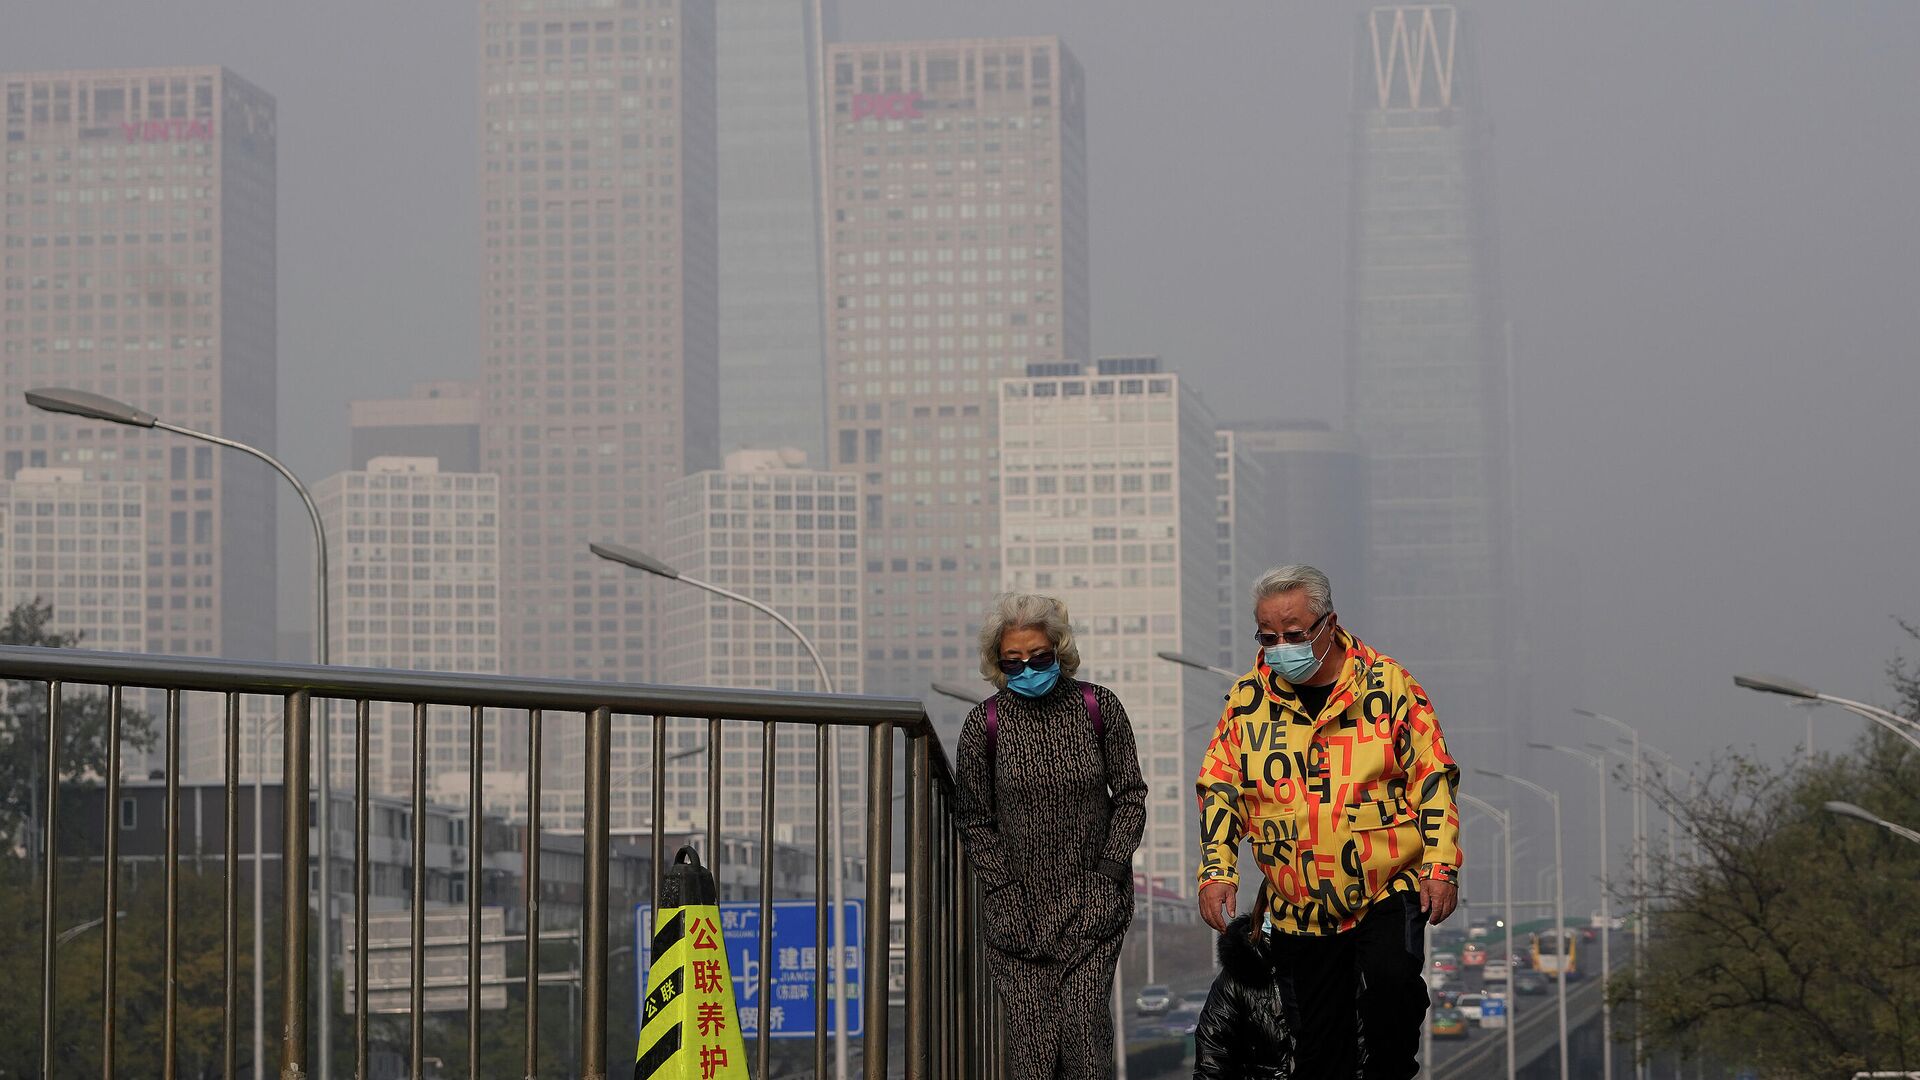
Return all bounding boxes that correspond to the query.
[635,846,749,1080]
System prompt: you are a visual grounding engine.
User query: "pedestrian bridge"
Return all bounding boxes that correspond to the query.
[4,644,998,1079]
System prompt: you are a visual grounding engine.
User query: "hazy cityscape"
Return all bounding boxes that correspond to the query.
[2,2,1917,1078]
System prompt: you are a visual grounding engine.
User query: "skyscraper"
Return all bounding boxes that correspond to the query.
[1,66,278,661]
[478,1,720,685]
[348,380,481,471]
[652,449,862,843]
[1347,5,1512,741]
[824,36,1089,701]
[716,0,833,463]
[998,358,1217,891]
[316,457,505,804]
[0,468,145,653]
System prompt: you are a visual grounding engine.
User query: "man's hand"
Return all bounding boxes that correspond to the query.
[1418,878,1458,925]
[1198,880,1237,933]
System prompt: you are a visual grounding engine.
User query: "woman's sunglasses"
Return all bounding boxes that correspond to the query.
[996,651,1058,676]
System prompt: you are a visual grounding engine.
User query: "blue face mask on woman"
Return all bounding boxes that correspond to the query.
[1000,650,1061,698]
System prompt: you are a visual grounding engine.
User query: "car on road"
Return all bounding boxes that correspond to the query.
[1432,952,1459,975]
[1457,993,1486,1022]
[1462,943,1487,968]
[1430,1007,1471,1039]
[1483,959,1509,983]
[1425,971,1451,995]
[1177,988,1211,1013]
[1135,984,1172,1015]
[1513,970,1549,995]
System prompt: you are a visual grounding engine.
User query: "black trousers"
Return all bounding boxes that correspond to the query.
[1272,891,1431,1080]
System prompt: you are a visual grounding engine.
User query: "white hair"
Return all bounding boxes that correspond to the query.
[977,593,1081,689]
[1252,564,1333,618]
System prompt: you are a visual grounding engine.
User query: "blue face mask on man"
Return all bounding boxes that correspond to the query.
[1260,614,1331,684]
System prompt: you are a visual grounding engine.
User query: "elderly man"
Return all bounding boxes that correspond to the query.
[1195,564,1462,1080]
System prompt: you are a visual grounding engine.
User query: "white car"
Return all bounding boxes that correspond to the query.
[1456,993,1486,1022]
[1483,960,1509,984]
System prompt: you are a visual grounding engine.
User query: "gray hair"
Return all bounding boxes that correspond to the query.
[977,592,1081,688]
[1252,564,1333,618]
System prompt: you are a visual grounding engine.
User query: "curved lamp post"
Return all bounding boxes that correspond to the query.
[1458,793,1516,1080]
[1825,800,1920,845]
[1575,709,1648,1080]
[1734,673,1920,754]
[1155,650,1241,680]
[930,681,989,706]
[1477,768,1568,1080]
[29,387,331,1079]
[1529,741,1612,1080]
[589,541,849,1078]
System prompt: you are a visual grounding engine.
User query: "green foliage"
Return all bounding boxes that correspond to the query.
[0,598,157,845]
[0,862,269,1078]
[1619,653,1920,1078]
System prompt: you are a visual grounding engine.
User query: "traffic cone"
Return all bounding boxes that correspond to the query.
[636,846,750,1080]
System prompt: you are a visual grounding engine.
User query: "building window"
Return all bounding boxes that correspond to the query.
[119,796,137,831]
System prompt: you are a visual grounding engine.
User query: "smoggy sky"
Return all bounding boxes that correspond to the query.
[9,3,1919,893]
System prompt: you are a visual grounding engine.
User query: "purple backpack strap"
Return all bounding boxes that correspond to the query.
[984,695,998,762]
[1082,683,1103,740]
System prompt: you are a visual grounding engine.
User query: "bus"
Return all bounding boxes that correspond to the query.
[1530,929,1577,977]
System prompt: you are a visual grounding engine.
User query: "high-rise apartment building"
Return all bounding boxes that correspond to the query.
[1224,420,1368,639]
[1,67,278,661]
[998,358,1216,889]
[1347,6,1512,740]
[349,380,481,471]
[824,36,1089,702]
[1214,431,1278,670]
[316,457,505,803]
[0,467,145,651]
[652,449,862,844]
[478,1,719,688]
[716,0,833,463]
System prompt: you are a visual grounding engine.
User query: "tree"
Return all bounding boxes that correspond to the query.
[0,598,157,849]
[1620,651,1920,1078]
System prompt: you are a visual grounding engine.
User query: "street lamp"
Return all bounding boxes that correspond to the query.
[589,540,850,1079]
[1824,801,1920,845]
[1733,674,1920,754]
[1458,794,1515,1080]
[1529,741,1612,1080]
[1476,768,1568,1080]
[56,910,128,947]
[1155,650,1241,680]
[930,681,989,706]
[1576,710,1648,1080]
[28,386,331,1079]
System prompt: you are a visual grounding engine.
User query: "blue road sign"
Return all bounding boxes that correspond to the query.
[636,900,864,1040]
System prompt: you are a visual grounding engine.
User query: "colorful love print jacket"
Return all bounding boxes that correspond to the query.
[1194,629,1462,936]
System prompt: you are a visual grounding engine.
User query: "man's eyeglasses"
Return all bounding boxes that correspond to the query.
[997,651,1058,676]
[1254,613,1331,649]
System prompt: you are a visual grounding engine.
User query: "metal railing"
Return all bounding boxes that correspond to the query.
[4,643,1003,1080]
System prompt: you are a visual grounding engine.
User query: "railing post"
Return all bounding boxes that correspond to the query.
[280,690,311,1078]
[582,706,612,1080]
[221,692,238,1080]
[39,682,62,1080]
[163,689,182,1079]
[863,723,894,1080]
[905,732,932,1079]
[528,709,545,1079]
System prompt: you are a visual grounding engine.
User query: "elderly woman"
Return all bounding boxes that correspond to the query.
[955,593,1148,1080]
